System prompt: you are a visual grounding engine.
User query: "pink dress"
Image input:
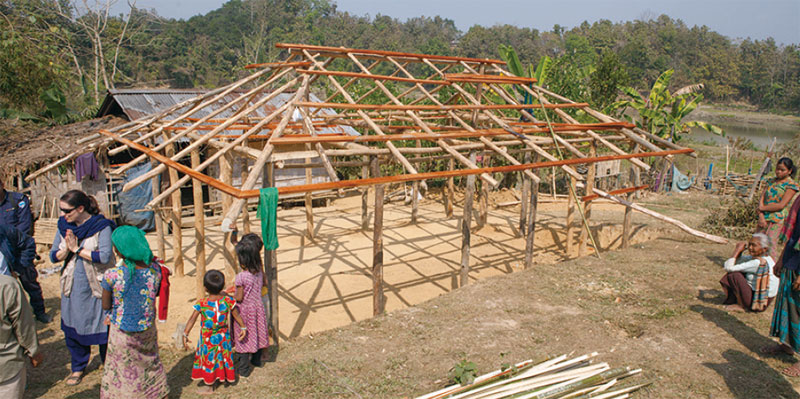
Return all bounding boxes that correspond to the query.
[233,271,269,353]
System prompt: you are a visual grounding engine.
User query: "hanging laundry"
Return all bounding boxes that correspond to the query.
[257,187,279,251]
[75,152,100,182]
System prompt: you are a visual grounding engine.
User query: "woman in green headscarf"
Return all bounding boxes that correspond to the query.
[100,226,168,399]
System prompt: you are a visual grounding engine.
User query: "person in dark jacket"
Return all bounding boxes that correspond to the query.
[0,180,49,323]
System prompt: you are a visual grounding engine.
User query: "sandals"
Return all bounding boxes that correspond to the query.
[65,372,83,386]
[783,364,800,377]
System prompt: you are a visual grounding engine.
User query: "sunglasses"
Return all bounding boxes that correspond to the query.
[60,207,76,214]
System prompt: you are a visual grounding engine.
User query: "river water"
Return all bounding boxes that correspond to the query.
[689,120,797,149]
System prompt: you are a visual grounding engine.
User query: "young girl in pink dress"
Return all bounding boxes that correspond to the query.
[231,234,270,376]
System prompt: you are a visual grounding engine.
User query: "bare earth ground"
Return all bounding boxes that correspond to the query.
[24,190,800,398]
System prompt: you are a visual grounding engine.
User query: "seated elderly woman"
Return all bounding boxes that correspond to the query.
[720,233,780,312]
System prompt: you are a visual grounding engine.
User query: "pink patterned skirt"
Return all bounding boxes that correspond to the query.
[101,325,168,399]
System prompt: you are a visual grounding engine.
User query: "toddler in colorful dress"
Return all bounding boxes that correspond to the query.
[231,234,270,376]
[183,270,247,394]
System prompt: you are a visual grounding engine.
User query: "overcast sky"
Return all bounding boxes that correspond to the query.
[119,0,799,45]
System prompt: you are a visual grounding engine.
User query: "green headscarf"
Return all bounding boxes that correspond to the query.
[111,225,153,281]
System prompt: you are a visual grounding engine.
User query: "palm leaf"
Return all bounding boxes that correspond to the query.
[498,44,525,78]
[647,69,673,106]
[533,56,551,84]
[684,121,724,136]
[620,86,645,103]
[674,83,705,95]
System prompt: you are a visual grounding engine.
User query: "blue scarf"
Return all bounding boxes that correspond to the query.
[57,214,116,241]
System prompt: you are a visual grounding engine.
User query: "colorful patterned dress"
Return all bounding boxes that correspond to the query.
[762,178,800,259]
[100,261,168,399]
[233,271,270,353]
[191,296,236,384]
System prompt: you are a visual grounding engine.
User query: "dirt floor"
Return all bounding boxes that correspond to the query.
[24,189,800,398]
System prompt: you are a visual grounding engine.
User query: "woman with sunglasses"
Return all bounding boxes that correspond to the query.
[50,190,115,386]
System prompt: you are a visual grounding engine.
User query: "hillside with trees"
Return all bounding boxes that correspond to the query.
[1,0,798,123]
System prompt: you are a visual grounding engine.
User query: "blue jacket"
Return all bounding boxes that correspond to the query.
[0,225,36,275]
[0,191,32,237]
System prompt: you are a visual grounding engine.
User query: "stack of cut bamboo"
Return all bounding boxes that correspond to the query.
[714,173,765,197]
[416,353,649,399]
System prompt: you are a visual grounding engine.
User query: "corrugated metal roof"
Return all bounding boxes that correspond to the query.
[100,89,360,136]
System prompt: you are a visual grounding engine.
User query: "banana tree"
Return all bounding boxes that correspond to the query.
[498,44,551,101]
[611,69,723,141]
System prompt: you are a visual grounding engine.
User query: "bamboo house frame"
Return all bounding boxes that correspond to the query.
[27,43,726,346]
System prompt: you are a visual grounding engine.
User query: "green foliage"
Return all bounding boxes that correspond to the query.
[2,1,799,127]
[590,50,629,111]
[40,85,68,120]
[449,359,479,386]
[611,69,723,141]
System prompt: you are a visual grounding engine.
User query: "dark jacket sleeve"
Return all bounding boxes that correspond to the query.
[13,227,36,270]
[13,194,33,237]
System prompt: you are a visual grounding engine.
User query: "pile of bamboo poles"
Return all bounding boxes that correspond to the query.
[417,353,649,399]
[713,173,765,197]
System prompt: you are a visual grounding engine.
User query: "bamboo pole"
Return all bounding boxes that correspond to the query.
[622,191,633,249]
[263,162,279,346]
[446,158,455,218]
[525,165,540,269]
[479,155,490,228]
[164,137,184,276]
[121,77,299,192]
[145,94,295,208]
[461,153,477,287]
[520,153,531,237]
[361,156,370,230]
[371,157,385,316]
[301,50,422,182]
[150,166,166,260]
[412,140,421,223]
[304,147,314,239]
[579,143,597,256]
[111,68,290,173]
[346,53,499,188]
[220,152,237,275]
[424,59,551,182]
[220,75,311,232]
[383,56,541,187]
[241,158,252,234]
[590,186,728,244]
[566,176,577,256]
[191,151,207,298]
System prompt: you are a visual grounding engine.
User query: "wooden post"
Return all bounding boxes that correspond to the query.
[519,152,531,236]
[551,167,557,199]
[565,175,577,256]
[411,140,420,223]
[478,155,489,228]
[622,191,633,249]
[241,159,252,234]
[304,146,314,239]
[191,151,206,299]
[725,144,730,177]
[445,158,455,218]
[263,162,279,347]
[165,139,184,276]
[150,166,166,260]
[524,178,540,269]
[371,157,385,316]
[579,142,597,256]
[220,152,237,276]
[361,156,370,230]
[461,152,477,287]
